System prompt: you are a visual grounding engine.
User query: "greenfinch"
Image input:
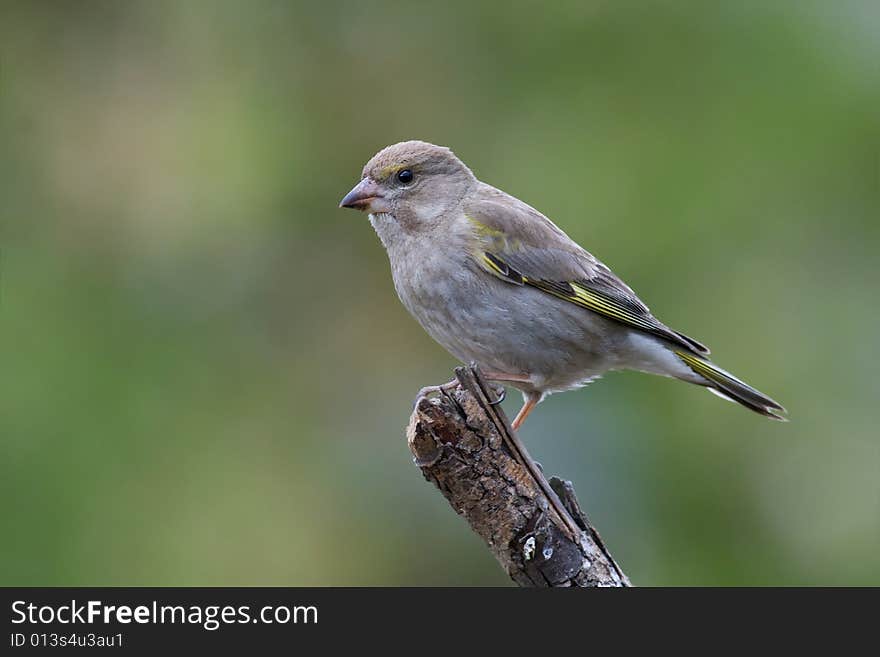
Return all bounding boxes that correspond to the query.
[341,141,785,428]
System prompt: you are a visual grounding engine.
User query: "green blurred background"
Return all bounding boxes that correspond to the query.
[2,1,878,586]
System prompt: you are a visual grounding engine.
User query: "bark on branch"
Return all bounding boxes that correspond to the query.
[407,365,631,587]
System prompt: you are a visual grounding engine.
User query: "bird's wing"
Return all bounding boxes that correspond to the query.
[464,193,710,355]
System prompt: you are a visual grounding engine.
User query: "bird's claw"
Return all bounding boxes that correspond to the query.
[488,385,506,405]
[414,379,460,408]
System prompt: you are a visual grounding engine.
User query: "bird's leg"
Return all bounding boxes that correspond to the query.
[414,379,459,406]
[416,369,529,409]
[481,370,532,384]
[511,394,540,430]
[479,370,531,407]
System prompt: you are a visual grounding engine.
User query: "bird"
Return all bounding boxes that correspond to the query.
[340,140,786,430]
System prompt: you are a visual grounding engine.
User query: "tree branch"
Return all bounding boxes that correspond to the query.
[407,365,631,587]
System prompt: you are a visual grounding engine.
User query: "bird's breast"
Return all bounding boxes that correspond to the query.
[375,222,623,392]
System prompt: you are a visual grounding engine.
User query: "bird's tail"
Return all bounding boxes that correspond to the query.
[675,350,787,421]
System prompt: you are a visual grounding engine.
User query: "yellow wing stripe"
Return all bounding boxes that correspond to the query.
[537,281,657,332]
[481,252,507,276]
[478,249,659,332]
[478,250,710,354]
[676,350,735,386]
[571,283,655,328]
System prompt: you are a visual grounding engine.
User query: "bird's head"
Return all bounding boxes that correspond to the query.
[339,141,476,229]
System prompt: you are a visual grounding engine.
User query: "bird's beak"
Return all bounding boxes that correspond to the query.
[339,177,387,212]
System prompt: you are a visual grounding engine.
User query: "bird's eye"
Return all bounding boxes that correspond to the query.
[397,169,414,185]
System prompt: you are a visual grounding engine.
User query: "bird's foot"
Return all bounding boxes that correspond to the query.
[475,366,530,408]
[488,385,506,405]
[414,379,460,407]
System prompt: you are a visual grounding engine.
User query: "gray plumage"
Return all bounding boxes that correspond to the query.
[340,140,785,425]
